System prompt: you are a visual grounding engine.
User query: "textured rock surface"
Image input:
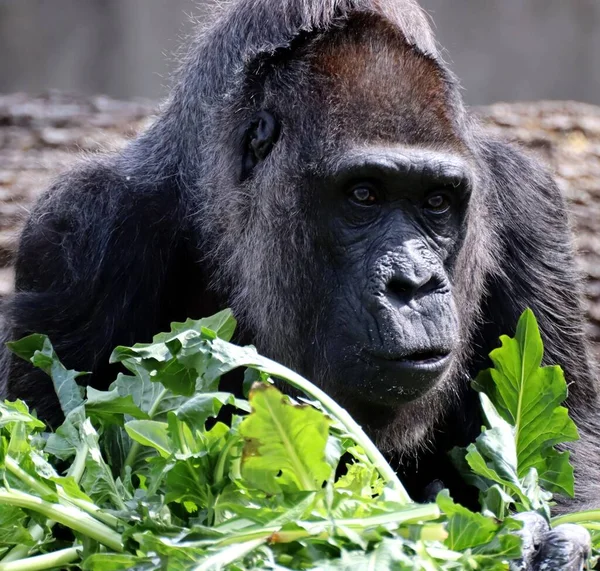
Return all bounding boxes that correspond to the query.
[1,93,599,345]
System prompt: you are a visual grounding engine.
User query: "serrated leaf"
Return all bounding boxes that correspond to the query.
[151,309,237,344]
[240,384,331,494]
[473,309,578,496]
[7,334,86,416]
[109,311,238,398]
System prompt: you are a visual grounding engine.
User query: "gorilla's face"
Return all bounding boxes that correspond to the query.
[233,15,474,416]
[314,147,470,406]
[303,19,472,408]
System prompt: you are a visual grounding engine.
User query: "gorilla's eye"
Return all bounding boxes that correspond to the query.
[424,192,452,214]
[350,186,378,206]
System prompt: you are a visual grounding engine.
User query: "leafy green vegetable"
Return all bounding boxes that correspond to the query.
[240,383,332,493]
[472,309,578,496]
[450,309,580,527]
[0,307,595,570]
[6,334,87,415]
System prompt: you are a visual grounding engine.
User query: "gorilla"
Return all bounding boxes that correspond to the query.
[2,0,598,567]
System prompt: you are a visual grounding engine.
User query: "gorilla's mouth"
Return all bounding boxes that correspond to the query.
[401,350,451,365]
[374,349,452,371]
[360,349,453,401]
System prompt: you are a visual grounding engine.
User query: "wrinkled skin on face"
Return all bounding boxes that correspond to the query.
[314,147,466,406]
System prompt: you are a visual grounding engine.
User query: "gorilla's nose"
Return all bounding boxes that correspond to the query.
[386,268,443,304]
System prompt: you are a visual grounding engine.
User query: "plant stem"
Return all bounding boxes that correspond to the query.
[2,442,118,564]
[194,538,266,571]
[551,510,600,526]
[212,504,441,547]
[5,458,52,498]
[0,547,81,571]
[253,354,411,502]
[0,489,123,552]
[4,456,121,529]
[67,442,89,481]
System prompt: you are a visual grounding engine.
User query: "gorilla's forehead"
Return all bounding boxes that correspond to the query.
[306,14,463,150]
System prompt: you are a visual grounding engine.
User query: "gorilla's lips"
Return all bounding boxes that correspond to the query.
[367,349,453,400]
[391,349,452,369]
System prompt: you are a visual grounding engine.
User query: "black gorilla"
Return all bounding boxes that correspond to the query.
[2,0,598,566]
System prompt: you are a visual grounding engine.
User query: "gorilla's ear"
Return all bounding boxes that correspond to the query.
[241,110,280,180]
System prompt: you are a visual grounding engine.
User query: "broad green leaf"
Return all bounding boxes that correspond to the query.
[110,339,197,396]
[52,475,94,503]
[0,400,45,430]
[45,405,87,460]
[85,386,149,425]
[480,485,516,520]
[473,309,578,496]
[164,455,211,509]
[7,334,86,416]
[437,490,500,551]
[167,412,199,456]
[110,369,189,421]
[109,311,238,397]
[125,420,173,458]
[0,505,34,547]
[464,444,529,510]
[240,383,331,494]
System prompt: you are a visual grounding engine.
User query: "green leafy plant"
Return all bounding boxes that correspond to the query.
[450,309,579,520]
[0,308,594,570]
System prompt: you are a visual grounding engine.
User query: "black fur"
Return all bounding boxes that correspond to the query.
[2,0,599,525]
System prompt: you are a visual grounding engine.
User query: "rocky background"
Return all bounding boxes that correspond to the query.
[1,92,599,345]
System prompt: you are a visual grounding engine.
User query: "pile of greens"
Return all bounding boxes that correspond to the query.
[0,309,597,570]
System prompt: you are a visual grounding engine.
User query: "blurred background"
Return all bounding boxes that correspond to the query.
[1,0,599,105]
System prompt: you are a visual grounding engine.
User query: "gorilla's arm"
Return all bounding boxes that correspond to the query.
[1,160,197,426]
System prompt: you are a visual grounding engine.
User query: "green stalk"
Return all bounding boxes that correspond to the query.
[123,386,169,473]
[213,434,239,485]
[67,442,89,481]
[253,354,411,502]
[5,458,51,498]
[551,510,600,527]
[4,456,120,529]
[2,443,99,564]
[212,504,440,547]
[194,538,266,571]
[0,489,123,552]
[0,547,81,571]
